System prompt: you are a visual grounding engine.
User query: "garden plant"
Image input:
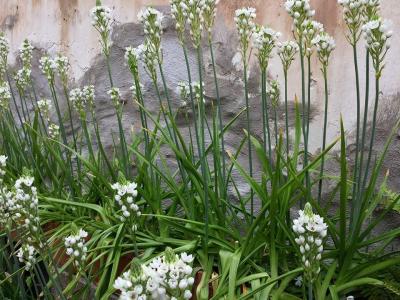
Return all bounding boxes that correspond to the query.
[0,0,400,299]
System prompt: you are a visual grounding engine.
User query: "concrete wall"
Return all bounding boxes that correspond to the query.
[1,0,400,191]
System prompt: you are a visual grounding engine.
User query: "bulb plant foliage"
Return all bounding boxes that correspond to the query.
[0,0,399,300]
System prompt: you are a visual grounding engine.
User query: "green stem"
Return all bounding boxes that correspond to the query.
[357,51,370,200]
[284,69,290,160]
[209,40,227,191]
[299,39,309,204]
[243,59,254,222]
[350,43,361,233]
[360,75,380,206]
[196,47,209,256]
[182,44,202,161]
[318,68,329,203]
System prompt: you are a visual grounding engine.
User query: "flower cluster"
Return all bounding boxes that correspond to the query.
[54,55,70,86]
[19,39,34,69]
[64,229,89,270]
[108,87,122,110]
[130,83,144,102]
[337,0,365,43]
[177,81,190,100]
[48,123,60,139]
[16,39,34,90]
[267,80,280,108]
[0,33,9,80]
[253,25,281,69]
[0,81,11,110]
[69,85,95,115]
[37,99,52,121]
[277,41,299,72]
[39,56,57,82]
[293,202,327,282]
[11,175,40,242]
[203,0,220,35]
[0,155,7,181]
[284,0,315,32]
[14,67,31,91]
[111,181,140,226]
[312,32,336,67]
[138,8,164,62]
[17,244,37,271]
[362,17,392,73]
[114,248,195,299]
[301,20,324,56]
[234,7,256,59]
[90,5,113,55]
[186,0,206,48]
[170,0,189,42]
[191,81,205,104]
[0,187,13,227]
[363,0,380,21]
[125,45,144,76]
[141,42,159,82]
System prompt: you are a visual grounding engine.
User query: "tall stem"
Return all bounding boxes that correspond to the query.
[284,69,290,160]
[209,39,227,194]
[196,48,209,256]
[357,51,370,200]
[299,39,309,203]
[182,44,202,161]
[350,43,361,232]
[318,68,329,202]
[261,69,272,160]
[361,75,380,202]
[243,60,254,222]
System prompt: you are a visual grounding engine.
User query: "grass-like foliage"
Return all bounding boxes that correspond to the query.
[0,0,399,299]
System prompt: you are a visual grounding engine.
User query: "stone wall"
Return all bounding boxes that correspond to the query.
[1,0,400,191]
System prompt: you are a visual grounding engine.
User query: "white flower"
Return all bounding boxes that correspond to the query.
[19,39,34,69]
[362,17,392,70]
[285,0,315,32]
[234,7,256,57]
[185,0,207,47]
[294,275,303,287]
[0,33,9,79]
[338,0,365,42]
[253,25,281,69]
[69,85,95,114]
[14,68,31,90]
[90,5,113,55]
[64,229,89,270]
[39,56,57,82]
[10,175,40,241]
[138,8,164,59]
[113,248,195,299]
[48,123,60,139]
[125,45,144,76]
[312,32,335,66]
[54,55,70,85]
[37,98,52,120]
[0,81,11,110]
[108,87,122,109]
[301,20,324,56]
[203,0,219,35]
[267,80,280,108]
[176,81,190,101]
[112,181,140,224]
[170,0,189,40]
[292,202,327,282]
[17,244,36,271]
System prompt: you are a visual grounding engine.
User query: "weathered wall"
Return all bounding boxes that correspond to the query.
[1,0,400,191]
